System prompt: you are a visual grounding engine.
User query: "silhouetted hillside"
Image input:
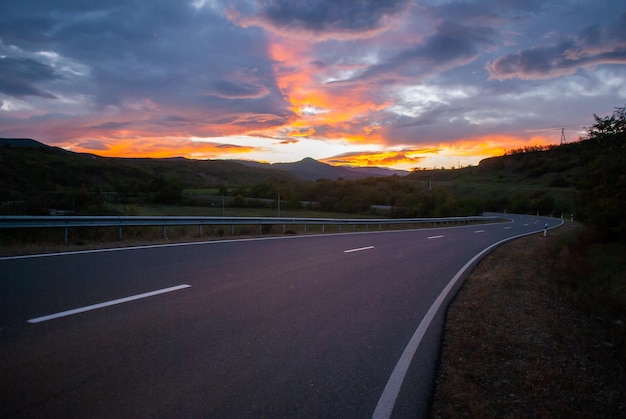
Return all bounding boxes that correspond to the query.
[236,157,408,180]
[0,138,296,212]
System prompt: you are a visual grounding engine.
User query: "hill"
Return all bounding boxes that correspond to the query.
[2,129,623,227]
[235,157,408,180]
[404,142,586,217]
[0,138,296,212]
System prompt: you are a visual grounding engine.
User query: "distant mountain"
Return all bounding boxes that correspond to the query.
[235,157,409,181]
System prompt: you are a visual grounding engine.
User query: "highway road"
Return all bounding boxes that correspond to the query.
[1,214,563,418]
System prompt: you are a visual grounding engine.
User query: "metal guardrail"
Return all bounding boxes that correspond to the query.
[0,215,503,243]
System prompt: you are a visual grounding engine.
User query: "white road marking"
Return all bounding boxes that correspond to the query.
[344,246,374,253]
[504,226,512,229]
[372,218,566,419]
[427,235,444,239]
[27,284,191,324]
[474,230,485,233]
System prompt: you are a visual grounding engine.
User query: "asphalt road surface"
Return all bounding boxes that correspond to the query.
[1,214,563,418]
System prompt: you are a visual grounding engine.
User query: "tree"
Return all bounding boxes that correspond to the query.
[578,106,626,241]
[586,106,626,139]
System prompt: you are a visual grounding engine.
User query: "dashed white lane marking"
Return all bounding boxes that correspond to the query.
[504,226,512,229]
[344,246,375,253]
[27,284,191,324]
[427,235,444,239]
[474,230,485,233]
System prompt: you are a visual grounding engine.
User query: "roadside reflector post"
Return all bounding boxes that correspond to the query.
[543,223,548,237]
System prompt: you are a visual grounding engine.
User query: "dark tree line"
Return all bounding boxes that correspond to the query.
[577,106,626,241]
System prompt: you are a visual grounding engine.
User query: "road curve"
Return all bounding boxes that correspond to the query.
[0,214,563,418]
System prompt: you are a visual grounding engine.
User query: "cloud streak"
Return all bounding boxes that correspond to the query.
[487,12,626,80]
[226,0,411,40]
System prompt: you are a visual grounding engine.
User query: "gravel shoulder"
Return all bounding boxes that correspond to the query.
[430,223,625,418]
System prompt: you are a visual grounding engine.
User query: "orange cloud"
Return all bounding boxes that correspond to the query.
[288,127,315,137]
[64,137,260,160]
[264,36,392,145]
[444,134,555,158]
[321,148,438,167]
[319,132,558,170]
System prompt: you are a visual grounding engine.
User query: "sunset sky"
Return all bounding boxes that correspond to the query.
[1,1,626,170]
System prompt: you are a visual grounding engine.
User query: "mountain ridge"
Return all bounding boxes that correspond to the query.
[0,138,408,181]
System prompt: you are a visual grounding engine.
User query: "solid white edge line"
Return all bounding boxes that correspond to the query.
[344,246,375,253]
[371,219,564,419]
[27,284,191,324]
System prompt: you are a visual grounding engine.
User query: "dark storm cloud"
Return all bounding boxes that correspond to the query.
[0,0,290,127]
[427,0,545,24]
[227,0,411,39]
[0,57,59,99]
[207,80,271,99]
[348,21,496,84]
[487,12,626,80]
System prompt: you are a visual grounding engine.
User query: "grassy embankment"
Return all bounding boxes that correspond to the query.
[431,223,625,417]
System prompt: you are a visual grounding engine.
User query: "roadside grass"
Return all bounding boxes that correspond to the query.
[107,203,378,218]
[431,223,625,418]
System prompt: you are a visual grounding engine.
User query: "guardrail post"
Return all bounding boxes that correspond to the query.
[162,225,167,239]
[118,226,123,241]
[199,225,203,237]
[231,225,235,235]
[63,227,69,244]
[304,224,307,233]
[322,224,325,233]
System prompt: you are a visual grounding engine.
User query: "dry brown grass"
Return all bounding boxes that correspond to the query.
[431,223,625,418]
